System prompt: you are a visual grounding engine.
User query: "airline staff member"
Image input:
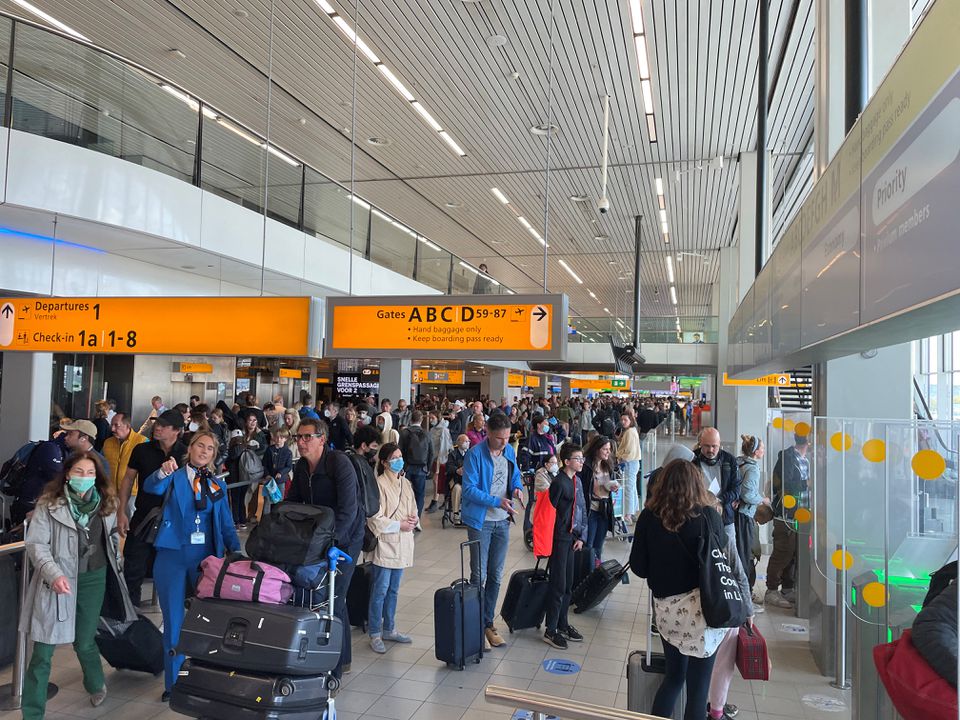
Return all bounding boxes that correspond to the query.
[142,431,239,702]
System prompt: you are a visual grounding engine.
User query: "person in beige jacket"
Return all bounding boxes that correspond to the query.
[366,442,418,654]
[615,412,642,522]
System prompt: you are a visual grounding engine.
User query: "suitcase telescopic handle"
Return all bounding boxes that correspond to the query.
[458,539,482,668]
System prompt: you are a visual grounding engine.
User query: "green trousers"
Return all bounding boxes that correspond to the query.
[22,566,107,720]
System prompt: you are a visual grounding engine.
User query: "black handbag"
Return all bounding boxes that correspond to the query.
[246,502,335,566]
[695,514,748,628]
[132,480,174,545]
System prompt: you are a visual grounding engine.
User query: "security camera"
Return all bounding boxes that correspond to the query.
[597,196,610,214]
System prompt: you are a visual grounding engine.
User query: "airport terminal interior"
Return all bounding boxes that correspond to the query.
[0,0,958,719]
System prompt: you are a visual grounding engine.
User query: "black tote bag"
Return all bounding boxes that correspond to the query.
[696,514,748,628]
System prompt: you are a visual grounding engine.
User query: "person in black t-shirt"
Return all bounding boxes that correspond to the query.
[116,410,187,607]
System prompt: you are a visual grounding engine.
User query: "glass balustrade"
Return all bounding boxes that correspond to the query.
[569,316,719,344]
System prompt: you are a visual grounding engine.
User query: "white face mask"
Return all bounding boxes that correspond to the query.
[460,442,470,452]
[547,463,559,474]
[188,421,199,432]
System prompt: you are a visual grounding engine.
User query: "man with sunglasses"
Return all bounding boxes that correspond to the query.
[286,418,364,678]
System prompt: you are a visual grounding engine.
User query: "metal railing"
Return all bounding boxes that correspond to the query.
[0,12,514,298]
[484,685,665,720]
[0,537,57,711]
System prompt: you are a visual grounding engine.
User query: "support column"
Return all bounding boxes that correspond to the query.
[0,353,54,459]
[487,368,510,405]
[378,359,412,409]
[560,377,571,399]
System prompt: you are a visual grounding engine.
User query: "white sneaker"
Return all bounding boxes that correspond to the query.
[370,635,387,653]
[764,589,794,608]
[752,601,766,614]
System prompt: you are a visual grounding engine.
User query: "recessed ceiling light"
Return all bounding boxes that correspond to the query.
[168,48,186,59]
[486,34,508,47]
[181,265,195,270]
[530,123,559,136]
[367,136,391,146]
[608,260,617,265]
[233,8,249,18]
[570,194,590,202]
[594,234,609,241]
[445,201,462,208]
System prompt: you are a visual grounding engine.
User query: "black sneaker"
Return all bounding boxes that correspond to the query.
[425,500,438,513]
[724,704,739,718]
[561,626,583,642]
[543,630,568,649]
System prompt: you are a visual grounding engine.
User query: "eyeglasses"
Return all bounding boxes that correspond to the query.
[294,433,323,441]
[569,456,585,463]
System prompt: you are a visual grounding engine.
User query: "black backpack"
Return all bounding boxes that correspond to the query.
[0,441,42,497]
[923,560,958,608]
[345,451,381,519]
[601,414,617,438]
[401,427,430,466]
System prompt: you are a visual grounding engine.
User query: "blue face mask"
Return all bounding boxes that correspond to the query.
[389,458,405,473]
[68,476,96,495]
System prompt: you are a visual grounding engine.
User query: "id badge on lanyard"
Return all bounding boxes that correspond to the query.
[190,514,205,545]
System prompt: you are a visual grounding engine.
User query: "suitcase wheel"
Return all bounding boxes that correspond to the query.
[441,516,448,529]
[523,529,533,551]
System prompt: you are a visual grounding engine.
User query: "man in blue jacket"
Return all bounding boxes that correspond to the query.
[461,412,523,648]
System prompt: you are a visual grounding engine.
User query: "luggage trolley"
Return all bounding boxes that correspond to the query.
[172,546,352,720]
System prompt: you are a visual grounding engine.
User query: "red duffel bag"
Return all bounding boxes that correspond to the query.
[873,629,957,720]
[736,623,771,680]
[196,553,294,604]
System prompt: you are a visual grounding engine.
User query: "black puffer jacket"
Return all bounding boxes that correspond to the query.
[912,580,958,687]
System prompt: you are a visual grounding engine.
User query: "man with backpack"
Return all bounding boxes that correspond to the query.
[399,411,434,519]
[344,425,381,520]
[286,418,364,678]
[4,435,64,527]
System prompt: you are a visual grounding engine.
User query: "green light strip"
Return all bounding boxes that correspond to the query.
[871,570,932,588]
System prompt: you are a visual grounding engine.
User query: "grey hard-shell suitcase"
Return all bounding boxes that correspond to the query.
[626,597,684,718]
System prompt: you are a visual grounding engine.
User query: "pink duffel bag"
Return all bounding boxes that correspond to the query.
[196,553,294,604]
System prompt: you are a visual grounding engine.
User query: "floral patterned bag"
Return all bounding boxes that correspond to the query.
[653,588,728,658]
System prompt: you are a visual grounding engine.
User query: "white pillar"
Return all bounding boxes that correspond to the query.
[378,359,412,408]
[488,369,510,405]
[560,377,571,399]
[0,352,54,459]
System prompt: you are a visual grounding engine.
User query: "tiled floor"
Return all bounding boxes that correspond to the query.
[0,461,854,719]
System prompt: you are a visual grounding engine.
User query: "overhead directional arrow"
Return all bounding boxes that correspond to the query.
[1,304,12,318]
[533,306,547,322]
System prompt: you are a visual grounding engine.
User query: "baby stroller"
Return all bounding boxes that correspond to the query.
[172,546,352,720]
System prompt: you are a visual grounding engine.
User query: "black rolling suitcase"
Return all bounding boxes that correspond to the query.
[572,548,593,589]
[346,563,372,631]
[434,540,484,670]
[626,597,683,718]
[177,596,343,675]
[500,558,549,633]
[170,658,331,720]
[0,555,20,669]
[572,559,629,613]
[95,615,164,675]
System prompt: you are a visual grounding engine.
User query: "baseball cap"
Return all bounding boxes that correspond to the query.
[230,429,244,439]
[62,419,97,439]
[454,399,466,407]
[154,409,185,430]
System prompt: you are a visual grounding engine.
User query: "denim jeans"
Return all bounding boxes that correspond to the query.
[652,637,718,720]
[406,467,428,517]
[467,519,511,628]
[586,510,609,563]
[368,565,404,637]
[621,459,640,517]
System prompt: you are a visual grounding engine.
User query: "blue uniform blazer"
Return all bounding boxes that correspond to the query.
[143,467,240,557]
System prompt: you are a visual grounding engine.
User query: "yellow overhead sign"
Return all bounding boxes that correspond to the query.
[279,368,304,379]
[0,297,320,356]
[723,372,792,387]
[525,375,541,388]
[508,373,525,387]
[178,362,213,374]
[571,377,630,391]
[324,294,567,361]
[412,369,466,384]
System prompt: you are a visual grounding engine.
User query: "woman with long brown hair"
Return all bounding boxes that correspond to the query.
[20,451,136,719]
[581,434,620,564]
[629,458,747,720]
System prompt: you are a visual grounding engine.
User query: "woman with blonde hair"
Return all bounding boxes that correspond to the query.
[21,451,136,719]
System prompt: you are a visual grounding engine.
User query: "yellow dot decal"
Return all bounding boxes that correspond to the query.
[830,432,853,452]
[784,419,796,432]
[772,417,783,429]
[831,549,854,570]
[794,508,812,524]
[794,421,811,437]
[912,449,946,480]
[862,439,886,463]
[862,582,888,608]
[783,495,798,509]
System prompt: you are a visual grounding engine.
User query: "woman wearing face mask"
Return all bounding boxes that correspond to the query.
[426,411,452,513]
[581,436,620,565]
[445,434,471,524]
[534,453,560,494]
[520,415,557,473]
[143,431,240,701]
[539,444,587,649]
[366,443,418,653]
[21,452,136,719]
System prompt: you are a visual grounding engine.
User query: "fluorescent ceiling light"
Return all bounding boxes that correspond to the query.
[640,80,654,112]
[160,84,198,110]
[634,35,650,79]
[659,209,667,222]
[349,194,371,210]
[314,0,335,13]
[391,220,416,237]
[216,118,261,146]
[371,208,391,222]
[11,0,89,40]
[661,221,669,234]
[491,187,510,204]
[332,15,357,43]
[419,238,441,251]
[629,0,645,34]
[588,290,597,299]
[603,307,611,314]
[377,64,415,102]
[646,114,657,142]
[666,255,674,283]
[354,37,381,64]
[655,177,664,195]
[558,258,583,284]
[438,131,467,156]
[517,216,533,230]
[658,195,665,209]
[459,261,478,275]
[670,286,678,305]
[265,144,301,167]
[411,102,443,132]
[616,320,625,328]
